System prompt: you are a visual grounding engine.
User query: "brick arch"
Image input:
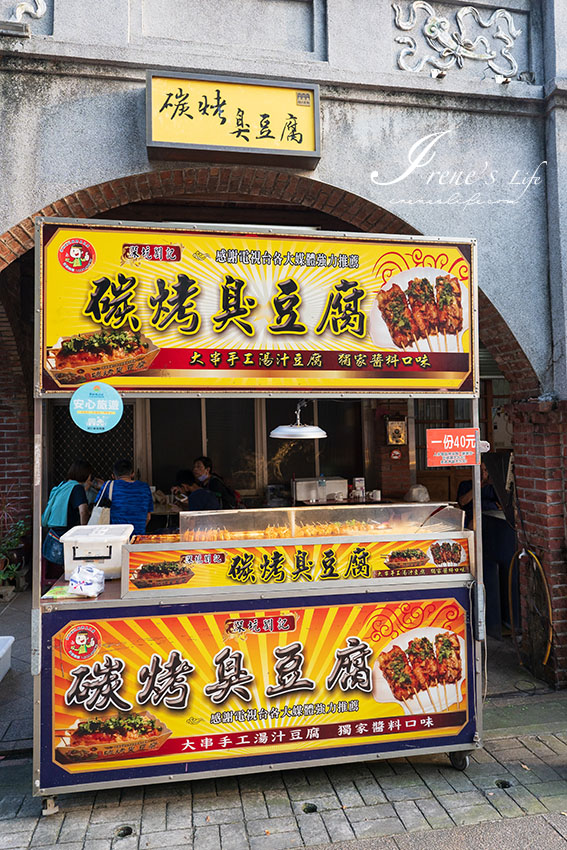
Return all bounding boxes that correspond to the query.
[0,164,539,398]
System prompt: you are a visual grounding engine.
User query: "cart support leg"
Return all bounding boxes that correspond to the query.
[42,796,59,816]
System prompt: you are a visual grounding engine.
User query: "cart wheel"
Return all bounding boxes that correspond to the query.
[42,796,59,816]
[449,752,470,771]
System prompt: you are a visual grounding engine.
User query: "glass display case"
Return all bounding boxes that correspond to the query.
[122,502,471,598]
[180,502,464,542]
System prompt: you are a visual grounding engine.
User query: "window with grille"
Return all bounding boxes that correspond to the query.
[50,403,135,487]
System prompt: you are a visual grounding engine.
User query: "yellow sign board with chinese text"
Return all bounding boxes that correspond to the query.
[147,72,320,168]
[124,536,471,596]
[40,591,472,791]
[37,219,477,396]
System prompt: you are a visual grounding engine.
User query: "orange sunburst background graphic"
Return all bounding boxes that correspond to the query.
[51,597,469,775]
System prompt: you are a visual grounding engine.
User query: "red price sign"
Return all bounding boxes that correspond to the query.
[426,428,478,467]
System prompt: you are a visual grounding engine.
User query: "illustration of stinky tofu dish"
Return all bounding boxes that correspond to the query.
[130,560,195,588]
[45,329,159,386]
[55,711,171,764]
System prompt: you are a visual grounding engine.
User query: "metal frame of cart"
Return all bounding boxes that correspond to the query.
[31,222,483,804]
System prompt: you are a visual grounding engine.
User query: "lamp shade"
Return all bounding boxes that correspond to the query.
[269,423,327,439]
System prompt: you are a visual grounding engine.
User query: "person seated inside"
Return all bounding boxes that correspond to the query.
[173,469,222,511]
[107,458,154,535]
[457,461,499,529]
[192,456,238,509]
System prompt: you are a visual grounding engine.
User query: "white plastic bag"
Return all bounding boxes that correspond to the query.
[69,564,105,597]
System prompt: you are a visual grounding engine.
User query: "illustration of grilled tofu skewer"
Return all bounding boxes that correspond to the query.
[435,631,462,709]
[375,645,426,714]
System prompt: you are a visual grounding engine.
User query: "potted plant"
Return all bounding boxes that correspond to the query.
[0,486,30,597]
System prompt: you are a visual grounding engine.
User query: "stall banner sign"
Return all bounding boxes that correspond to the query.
[42,592,472,788]
[125,537,471,594]
[147,73,319,166]
[69,381,123,433]
[427,428,479,467]
[38,220,476,395]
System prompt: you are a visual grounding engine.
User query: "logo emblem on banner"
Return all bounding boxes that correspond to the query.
[63,623,102,661]
[70,381,123,433]
[58,238,96,273]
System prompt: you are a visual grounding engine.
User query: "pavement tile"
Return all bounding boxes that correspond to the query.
[437,790,487,811]
[120,788,144,805]
[248,830,303,850]
[470,749,499,764]
[140,801,166,834]
[439,769,477,793]
[0,818,37,835]
[529,781,567,800]
[241,775,282,794]
[377,775,425,791]
[411,768,454,796]
[0,832,34,849]
[382,785,433,803]
[415,798,454,830]
[263,791,292,819]
[15,799,43,820]
[193,824,220,850]
[468,772,518,790]
[353,777,387,806]
[215,776,239,794]
[391,762,419,777]
[319,809,355,841]
[393,800,431,832]
[539,795,567,813]
[351,816,405,838]
[85,819,139,841]
[110,832,139,850]
[328,780,364,808]
[191,779,216,798]
[290,796,341,814]
[220,822,249,850]
[57,811,91,843]
[83,840,112,850]
[368,762,395,779]
[484,788,524,817]
[193,807,243,826]
[165,800,192,830]
[93,790,121,810]
[90,805,142,824]
[296,811,330,845]
[192,793,241,812]
[0,796,25,821]
[29,814,64,846]
[240,793,268,821]
[506,785,548,814]
[344,803,395,822]
[536,735,567,756]
[522,738,559,758]
[247,816,297,836]
[447,804,501,827]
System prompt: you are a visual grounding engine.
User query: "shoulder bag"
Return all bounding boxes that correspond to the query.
[88,480,114,526]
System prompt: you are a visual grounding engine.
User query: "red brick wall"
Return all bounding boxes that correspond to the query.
[374,401,412,499]
[0,300,32,522]
[509,401,567,686]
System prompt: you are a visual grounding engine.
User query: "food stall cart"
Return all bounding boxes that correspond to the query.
[33,219,482,805]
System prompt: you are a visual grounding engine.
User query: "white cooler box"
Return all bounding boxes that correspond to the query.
[60,525,133,580]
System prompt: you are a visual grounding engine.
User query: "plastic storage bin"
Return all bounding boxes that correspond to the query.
[60,524,133,579]
[0,636,14,682]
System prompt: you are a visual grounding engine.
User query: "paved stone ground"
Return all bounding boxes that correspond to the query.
[2,728,567,850]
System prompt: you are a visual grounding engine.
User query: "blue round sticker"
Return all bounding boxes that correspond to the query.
[70,382,123,433]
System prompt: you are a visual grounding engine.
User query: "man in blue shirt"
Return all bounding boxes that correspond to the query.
[108,459,154,535]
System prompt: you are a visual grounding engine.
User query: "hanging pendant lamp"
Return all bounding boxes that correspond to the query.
[269,400,327,440]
